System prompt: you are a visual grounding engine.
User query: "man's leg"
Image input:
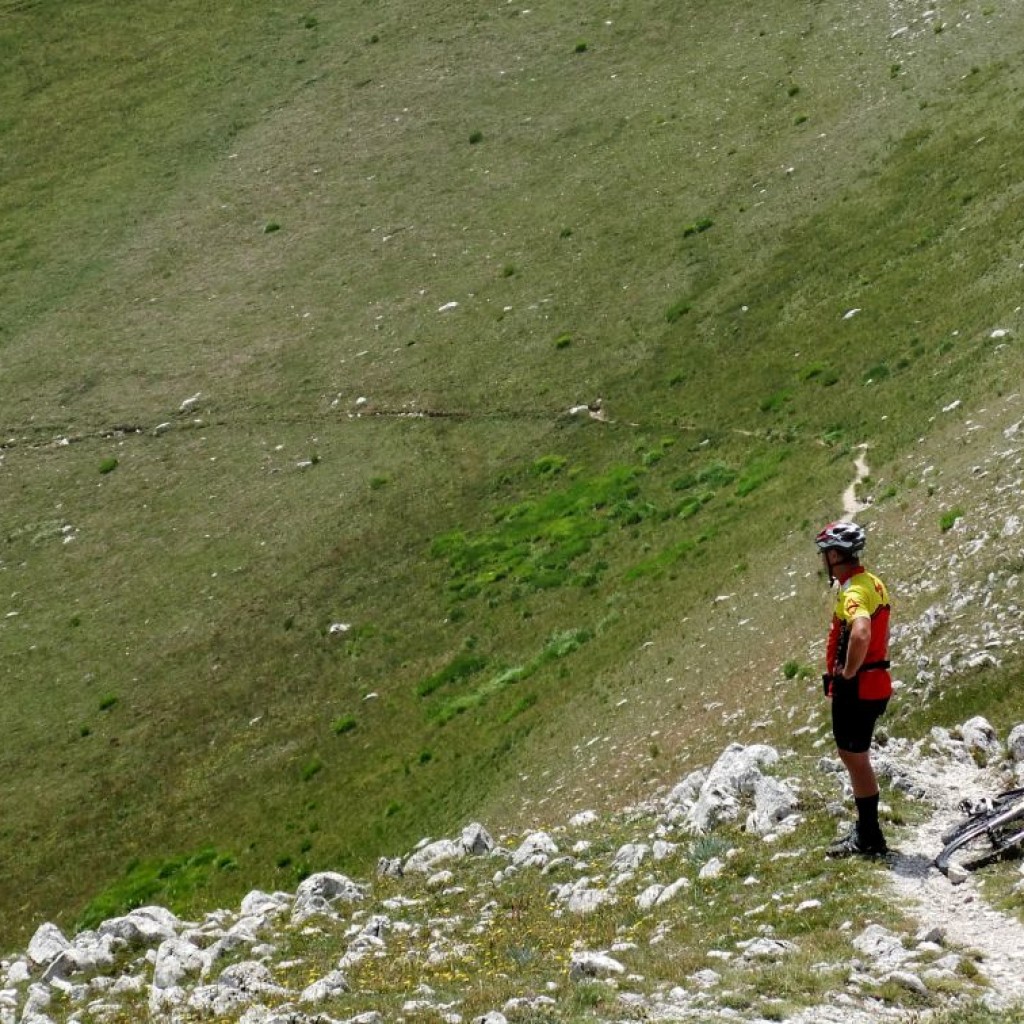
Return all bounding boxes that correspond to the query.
[837,748,878,798]
[838,749,883,846]
[830,695,888,855]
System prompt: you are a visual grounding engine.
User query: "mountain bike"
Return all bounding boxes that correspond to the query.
[934,787,1024,875]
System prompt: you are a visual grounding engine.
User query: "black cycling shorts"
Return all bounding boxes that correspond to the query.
[831,680,889,754]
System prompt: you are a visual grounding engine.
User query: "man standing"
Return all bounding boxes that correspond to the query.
[815,521,892,857]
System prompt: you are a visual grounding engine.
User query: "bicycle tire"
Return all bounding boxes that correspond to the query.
[935,800,1024,874]
[939,788,1024,846]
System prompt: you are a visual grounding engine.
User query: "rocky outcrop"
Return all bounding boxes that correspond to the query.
[2,729,1023,1024]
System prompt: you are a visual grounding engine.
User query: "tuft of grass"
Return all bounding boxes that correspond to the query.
[665,298,691,323]
[682,217,714,237]
[332,715,357,735]
[940,508,964,531]
[417,652,488,698]
[98,457,119,474]
[531,454,568,477]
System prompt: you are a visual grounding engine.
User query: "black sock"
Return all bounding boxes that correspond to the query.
[855,793,881,836]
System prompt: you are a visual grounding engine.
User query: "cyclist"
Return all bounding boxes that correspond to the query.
[815,520,892,857]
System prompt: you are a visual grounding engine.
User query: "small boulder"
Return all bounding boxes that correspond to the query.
[512,832,559,868]
[569,951,625,981]
[959,716,1002,765]
[403,839,464,875]
[1007,723,1024,762]
[27,924,70,968]
[299,969,350,1004]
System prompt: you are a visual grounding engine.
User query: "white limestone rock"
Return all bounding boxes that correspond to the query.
[511,832,559,868]
[299,969,350,1004]
[958,716,1002,765]
[97,906,181,948]
[569,951,626,980]
[404,839,465,875]
[610,843,649,872]
[1007,723,1024,762]
[27,924,70,968]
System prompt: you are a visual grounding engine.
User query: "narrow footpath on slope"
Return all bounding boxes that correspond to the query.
[885,754,1024,1009]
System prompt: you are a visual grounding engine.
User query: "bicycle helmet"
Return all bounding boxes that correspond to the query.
[814,520,866,555]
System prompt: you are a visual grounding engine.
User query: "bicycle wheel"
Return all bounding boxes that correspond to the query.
[939,788,1024,846]
[936,800,1024,874]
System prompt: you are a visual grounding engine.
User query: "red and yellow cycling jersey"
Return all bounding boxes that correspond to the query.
[825,567,892,700]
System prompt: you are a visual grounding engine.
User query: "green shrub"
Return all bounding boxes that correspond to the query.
[572,982,612,1010]
[665,298,691,323]
[940,508,964,532]
[554,332,572,349]
[263,222,281,233]
[531,454,568,476]
[540,628,591,662]
[735,449,788,497]
[468,130,484,144]
[301,757,324,781]
[501,693,538,722]
[98,457,118,474]
[682,217,713,237]
[782,660,800,679]
[574,40,588,53]
[332,715,357,735]
[98,694,118,711]
[759,390,792,413]
[417,652,488,697]
[697,461,738,488]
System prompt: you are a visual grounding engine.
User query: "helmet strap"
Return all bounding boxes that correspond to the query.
[822,551,836,587]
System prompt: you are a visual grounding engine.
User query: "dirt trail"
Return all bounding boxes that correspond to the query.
[842,443,871,519]
[871,742,1024,1011]
[887,757,1024,1008]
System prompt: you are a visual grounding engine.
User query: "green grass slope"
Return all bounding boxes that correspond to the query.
[2,0,1024,946]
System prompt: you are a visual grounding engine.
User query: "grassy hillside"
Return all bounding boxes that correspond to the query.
[2,0,1024,947]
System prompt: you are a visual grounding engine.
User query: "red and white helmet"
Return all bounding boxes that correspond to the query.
[814,520,866,554]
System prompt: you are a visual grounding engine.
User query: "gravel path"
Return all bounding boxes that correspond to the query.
[885,749,1024,1009]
